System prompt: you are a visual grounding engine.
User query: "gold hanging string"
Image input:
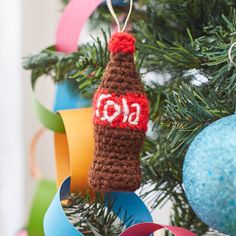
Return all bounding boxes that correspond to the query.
[106,0,133,32]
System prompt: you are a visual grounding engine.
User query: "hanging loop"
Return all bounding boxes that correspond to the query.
[228,41,236,67]
[29,128,46,180]
[106,0,133,32]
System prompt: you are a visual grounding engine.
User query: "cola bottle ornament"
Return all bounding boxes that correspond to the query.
[89,32,149,192]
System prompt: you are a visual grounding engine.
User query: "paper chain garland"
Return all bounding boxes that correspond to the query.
[28,180,57,236]
[30,0,196,235]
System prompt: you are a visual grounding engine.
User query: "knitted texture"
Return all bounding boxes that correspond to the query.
[108,32,136,54]
[89,33,149,192]
[93,89,149,131]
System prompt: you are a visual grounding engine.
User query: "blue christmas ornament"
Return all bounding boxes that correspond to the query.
[183,114,236,235]
[111,0,129,6]
[102,0,130,6]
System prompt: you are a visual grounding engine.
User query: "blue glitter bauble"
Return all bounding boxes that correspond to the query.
[183,114,236,235]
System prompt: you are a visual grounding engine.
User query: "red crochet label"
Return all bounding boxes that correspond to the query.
[93,89,149,131]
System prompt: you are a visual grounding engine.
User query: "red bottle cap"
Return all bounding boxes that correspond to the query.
[108,32,136,54]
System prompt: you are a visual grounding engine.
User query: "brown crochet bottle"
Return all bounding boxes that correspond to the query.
[89,32,149,192]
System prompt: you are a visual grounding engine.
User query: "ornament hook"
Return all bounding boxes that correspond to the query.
[228,41,236,67]
[106,0,133,32]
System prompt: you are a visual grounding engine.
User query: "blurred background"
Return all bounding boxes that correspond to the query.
[0,1,62,235]
[0,1,171,235]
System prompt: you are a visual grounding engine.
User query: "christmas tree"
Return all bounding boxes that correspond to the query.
[24,0,236,235]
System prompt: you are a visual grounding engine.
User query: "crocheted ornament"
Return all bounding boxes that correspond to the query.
[89,32,149,192]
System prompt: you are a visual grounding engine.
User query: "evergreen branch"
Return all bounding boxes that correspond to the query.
[63,193,133,236]
[23,29,110,97]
